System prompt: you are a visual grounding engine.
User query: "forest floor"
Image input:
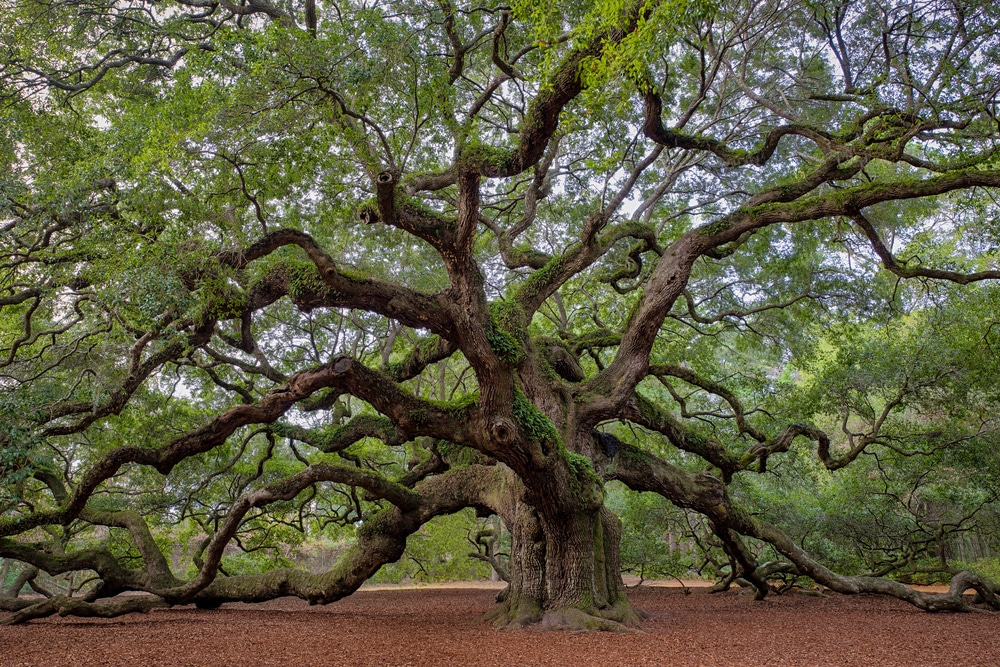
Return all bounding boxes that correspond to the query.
[3,582,998,666]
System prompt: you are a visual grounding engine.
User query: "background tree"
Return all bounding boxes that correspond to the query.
[2,0,1000,630]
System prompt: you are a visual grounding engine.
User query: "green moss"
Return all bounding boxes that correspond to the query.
[486,325,521,364]
[417,335,442,358]
[357,508,394,538]
[460,140,517,174]
[621,444,655,466]
[490,299,525,332]
[697,218,733,236]
[539,353,562,383]
[335,264,369,284]
[685,431,708,448]
[436,440,479,467]
[728,148,751,162]
[741,170,924,225]
[514,254,568,303]
[193,272,248,323]
[565,450,602,498]
[385,336,445,378]
[200,288,247,322]
[289,265,330,300]
[398,197,450,226]
[566,450,594,478]
[249,258,330,301]
[427,391,480,413]
[487,300,526,365]
[512,389,561,447]
[356,199,379,223]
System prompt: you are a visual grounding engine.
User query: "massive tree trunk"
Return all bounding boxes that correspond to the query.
[533,506,637,630]
[484,452,641,631]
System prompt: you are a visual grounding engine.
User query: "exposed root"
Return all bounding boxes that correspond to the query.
[484,595,643,632]
[538,605,640,633]
[481,596,543,627]
[597,597,647,625]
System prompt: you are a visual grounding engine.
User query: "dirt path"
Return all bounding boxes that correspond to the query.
[3,586,998,666]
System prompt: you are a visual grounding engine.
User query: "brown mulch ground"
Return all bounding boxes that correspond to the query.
[3,585,999,666]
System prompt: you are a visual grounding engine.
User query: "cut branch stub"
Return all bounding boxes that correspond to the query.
[333,356,354,375]
[376,170,398,225]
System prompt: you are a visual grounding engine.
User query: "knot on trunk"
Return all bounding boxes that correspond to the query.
[490,416,517,445]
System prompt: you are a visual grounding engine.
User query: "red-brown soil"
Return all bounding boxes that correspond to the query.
[3,585,999,666]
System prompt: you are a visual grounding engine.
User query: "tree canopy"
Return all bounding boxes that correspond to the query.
[2,0,1000,629]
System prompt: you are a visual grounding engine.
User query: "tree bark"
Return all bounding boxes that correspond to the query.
[485,454,641,631]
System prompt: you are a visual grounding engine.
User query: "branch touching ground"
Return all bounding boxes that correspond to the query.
[752,519,1000,612]
[606,440,1000,613]
[1,595,170,626]
[0,466,505,624]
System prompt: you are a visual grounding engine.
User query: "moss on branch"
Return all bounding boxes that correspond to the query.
[513,254,570,305]
[487,300,527,365]
[565,450,601,498]
[511,389,561,449]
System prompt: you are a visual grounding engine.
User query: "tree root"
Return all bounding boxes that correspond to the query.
[485,595,643,632]
[481,595,543,627]
[538,602,642,633]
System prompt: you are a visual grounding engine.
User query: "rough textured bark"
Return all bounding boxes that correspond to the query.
[479,433,641,631]
[3,0,1000,633]
[2,465,503,624]
[604,439,1000,613]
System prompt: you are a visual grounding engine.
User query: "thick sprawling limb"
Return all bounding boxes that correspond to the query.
[605,439,1000,612]
[1,595,171,626]
[1,465,506,624]
[1,355,470,540]
[750,519,1000,612]
[3,0,1000,633]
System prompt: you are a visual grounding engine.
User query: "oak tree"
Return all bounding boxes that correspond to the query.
[2,0,1000,629]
